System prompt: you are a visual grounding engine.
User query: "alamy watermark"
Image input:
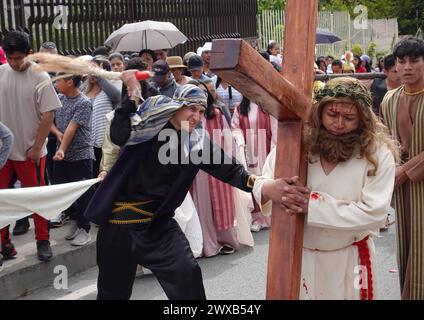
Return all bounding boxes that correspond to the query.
[53,265,68,290]
[156,123,268,166]
[53,5,69,30]
[353,5,368,30]
[353,265,368,290]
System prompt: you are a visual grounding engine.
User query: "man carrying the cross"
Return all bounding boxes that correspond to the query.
[84,79,288,300]
[253,77,398,299]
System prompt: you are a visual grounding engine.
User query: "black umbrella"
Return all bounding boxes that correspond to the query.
[316,28,342,44]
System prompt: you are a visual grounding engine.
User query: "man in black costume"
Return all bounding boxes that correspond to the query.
[85,76,286,300]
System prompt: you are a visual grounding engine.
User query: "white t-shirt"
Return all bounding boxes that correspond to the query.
[269,54,283,66]
[0,63,61,161]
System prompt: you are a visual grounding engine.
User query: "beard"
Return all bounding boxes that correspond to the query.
[317,128,361,163]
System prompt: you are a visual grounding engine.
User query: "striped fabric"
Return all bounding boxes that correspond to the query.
[125,85,208,150]
[91,91,113,148]
[381,86,424,299]
[127,95,182,145]
[205,108,235,230]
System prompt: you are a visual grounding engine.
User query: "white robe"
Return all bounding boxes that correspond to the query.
[252,145,395,299]
[173,193,203,258]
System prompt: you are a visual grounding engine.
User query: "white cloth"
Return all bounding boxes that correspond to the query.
[173,193,203,258]
[252,145,395,299]
[233,188,254,246]
[0,179,100,229]
[269,54,282,66]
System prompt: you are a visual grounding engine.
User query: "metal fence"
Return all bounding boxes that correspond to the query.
[258,10,399,60]
[0,0,258,56]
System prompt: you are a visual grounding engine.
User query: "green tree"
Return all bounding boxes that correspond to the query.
[259,0,423,35]
[258,0,286,13]
[367,41,377,60]
[390,34,397,51]
[376,49,390,60]
[317,0,423,35]
[351,43,363,56]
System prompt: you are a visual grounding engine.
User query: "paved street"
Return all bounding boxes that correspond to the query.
[20,216,400,300]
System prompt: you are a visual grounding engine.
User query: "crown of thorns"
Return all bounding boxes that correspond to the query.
[314,83,372,106]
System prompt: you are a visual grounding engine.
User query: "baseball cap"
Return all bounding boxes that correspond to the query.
[0,47,7,64]
[41,41,57,50]
[151,59,170,82]
[360,54,371,64]
[187,55,203,71]
[183,52,196,66]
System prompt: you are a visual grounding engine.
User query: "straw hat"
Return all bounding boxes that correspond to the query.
[166,56,186,69]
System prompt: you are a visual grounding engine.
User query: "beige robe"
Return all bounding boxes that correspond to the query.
[253,145,395,299]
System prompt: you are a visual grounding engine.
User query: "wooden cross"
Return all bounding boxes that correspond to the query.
[210,0,318,299]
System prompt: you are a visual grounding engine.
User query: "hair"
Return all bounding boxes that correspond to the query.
[125,57,148,71]
[267,40,278,55]
[56,71,82,88]
[353,54,362,67]
[66,75,82,87]
[332,59,343,68]
[92,55,111,71]
[304,77,399,176]
[393,36,424,60]
[364,61,372,72]
[197,80,217,119]
[108,52,124,62]
[139,49,156,61]
[239,96,250,116]
[259,50,270,61]
[92,46,110,57]
[2,30,31,55]
[316,59,327,70]
[383,54,396,71]
[377,56,385,70]
[121,57,151,100]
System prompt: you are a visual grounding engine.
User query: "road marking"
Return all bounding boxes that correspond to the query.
[56,284,97,300]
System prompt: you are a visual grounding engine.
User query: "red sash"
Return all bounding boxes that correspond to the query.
[353,236,374,300]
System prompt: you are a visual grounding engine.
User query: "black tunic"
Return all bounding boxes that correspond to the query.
[84,97,252,229]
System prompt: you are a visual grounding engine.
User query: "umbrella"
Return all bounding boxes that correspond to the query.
[105,20,188,52]
[316,28,342,44]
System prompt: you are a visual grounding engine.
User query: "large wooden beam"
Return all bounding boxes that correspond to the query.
[210,0,318,300]
[267,0,318,299]
[315,72,386,81]
[210,39,309,121]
